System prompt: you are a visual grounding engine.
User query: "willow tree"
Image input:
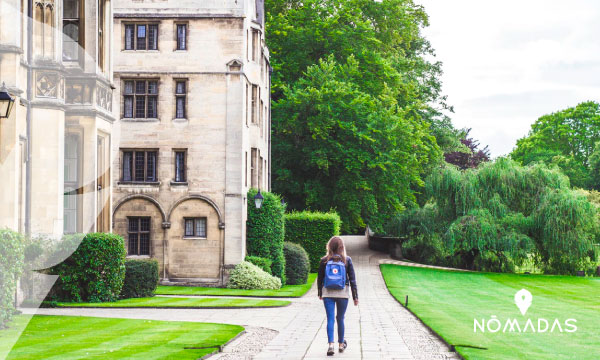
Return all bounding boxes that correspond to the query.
[395,158,598,274]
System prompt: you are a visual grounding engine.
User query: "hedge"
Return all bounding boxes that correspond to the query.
[247,189,286,284]
[283,242,310,285]
[120,259,159,299]
[284,211,341,271]
[245,256,272,275]
[48,233,127,303]
[0,230,25,328]
[227,261,282,290]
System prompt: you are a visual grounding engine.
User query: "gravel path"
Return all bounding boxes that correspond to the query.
[21,235,460,359]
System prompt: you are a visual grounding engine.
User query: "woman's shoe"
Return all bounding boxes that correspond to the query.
[327,344,335,356]
[339,340,348,353]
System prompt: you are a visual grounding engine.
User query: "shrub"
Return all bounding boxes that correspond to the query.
[402,235,447,266]
[283,242,310,285]
[0,230,25,328]
[284,211,341,271]
[244,256,272,274]
[227,261,281,290]
[246,189,286,284]
[120,259,159,299]
[48,233,126,303]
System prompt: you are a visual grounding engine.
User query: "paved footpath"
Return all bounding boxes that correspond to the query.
[23,235,459,360]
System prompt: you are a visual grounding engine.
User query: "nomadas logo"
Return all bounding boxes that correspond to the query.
[474,289,577,333]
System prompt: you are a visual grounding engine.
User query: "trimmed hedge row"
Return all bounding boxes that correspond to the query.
[120,259,159,299]
[227,261,282,290]
[245,256,272,275]
[284,211,341,271]
[49,233,127,303]
[0,230,25,328]
[283,242,310,285]
[247,189,286,284]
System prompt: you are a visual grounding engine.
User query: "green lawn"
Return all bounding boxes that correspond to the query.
[2,315,242,360]
[45,296,290,309]
[380,264,600,360]
[156,273,317,297]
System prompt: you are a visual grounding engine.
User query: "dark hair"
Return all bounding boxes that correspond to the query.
[324,236,347,264]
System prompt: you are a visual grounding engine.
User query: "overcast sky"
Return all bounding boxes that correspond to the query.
[417,0,600,157]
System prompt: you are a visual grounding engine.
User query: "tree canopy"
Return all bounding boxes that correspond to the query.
[511,101,600,189]
[266,0,451,233]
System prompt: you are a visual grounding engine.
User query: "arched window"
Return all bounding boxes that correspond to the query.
[63,0,82,61]
[44,4,54,59]
[33,3,44,57]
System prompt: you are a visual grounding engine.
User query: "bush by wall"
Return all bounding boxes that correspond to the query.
[120,259,159,299]
[0,230,25,328]
[245,256,272,275]
[283,242,310,285]
[247,189,286,284]
[227,261,282,290]
[49,233,127,303]
[284,211,341,271]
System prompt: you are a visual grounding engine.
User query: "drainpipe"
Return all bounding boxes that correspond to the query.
[25,0,33,235]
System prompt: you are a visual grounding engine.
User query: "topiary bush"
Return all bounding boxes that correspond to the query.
[48,233,127,303]
[0,229,25,328]
[284,211,341,271]
[247,188,286,284]
[120,259,159,299]
[244,256,272,274]
[227,261,282,290]
[283,242,310,285]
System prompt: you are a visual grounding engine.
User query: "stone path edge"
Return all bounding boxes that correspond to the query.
[378,260,466,360]
[200,329,247,360]
[32,304,292,310]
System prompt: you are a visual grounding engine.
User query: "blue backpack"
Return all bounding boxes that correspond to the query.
[324,257,346,290]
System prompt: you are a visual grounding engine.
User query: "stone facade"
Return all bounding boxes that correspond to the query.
[0,0,115,237]
[111,0,271,285]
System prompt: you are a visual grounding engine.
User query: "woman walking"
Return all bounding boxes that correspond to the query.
[318,236,359,356]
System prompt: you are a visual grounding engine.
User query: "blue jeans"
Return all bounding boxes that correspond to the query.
[323,297,349,344]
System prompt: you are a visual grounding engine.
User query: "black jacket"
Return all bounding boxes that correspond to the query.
[317,256,358,300]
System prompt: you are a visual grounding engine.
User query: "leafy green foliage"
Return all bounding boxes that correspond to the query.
[244,256,272,275]
[227,261,282,290]
[283,242,310,285]
[511,101,600,189]
[267,0,447,233]
[120,259,159,299]
[394,159,598,274]
[0,230,25,328]
[246,189,286,283]
[48,233,127,302]
[284,211,341,271]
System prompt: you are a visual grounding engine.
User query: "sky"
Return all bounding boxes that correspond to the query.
[417,0,600,157]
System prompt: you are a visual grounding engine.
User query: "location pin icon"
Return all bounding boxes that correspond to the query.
[515,289,532,316]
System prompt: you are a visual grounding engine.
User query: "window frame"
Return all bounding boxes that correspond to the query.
[128,216,151,256]
[183,217,208,238]
[173,149,187,183]
[123,79,159,120]
[123,22,159,51]
[175,23,188,51]
[63,0,84,62]
[121,149,159,183]
[174,79,187,119]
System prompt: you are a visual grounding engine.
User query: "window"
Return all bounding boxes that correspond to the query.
[174,150,186,182]
[176,24,187,50]
[122,150,158,182]
[63,0,82,61]
[184,218,207,238]
[98,0,107,71]
[245,151,248,187]
[245,84,249,125]
[128,217,150,255]
[251,148,257,188]
[175,80,187,119]
[252,29,260,62]
[258,154,263,190]
[251,85,258,124]
[259,100,264,136]
[123,80,158,119]
[124,23,158,50]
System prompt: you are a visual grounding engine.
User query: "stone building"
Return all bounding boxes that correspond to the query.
[0,0,115,237]
[111,0,271,285]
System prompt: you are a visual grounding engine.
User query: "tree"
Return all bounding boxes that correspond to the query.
[266,0,448,232]
[444,129,490,170]
[511,101,600,189]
